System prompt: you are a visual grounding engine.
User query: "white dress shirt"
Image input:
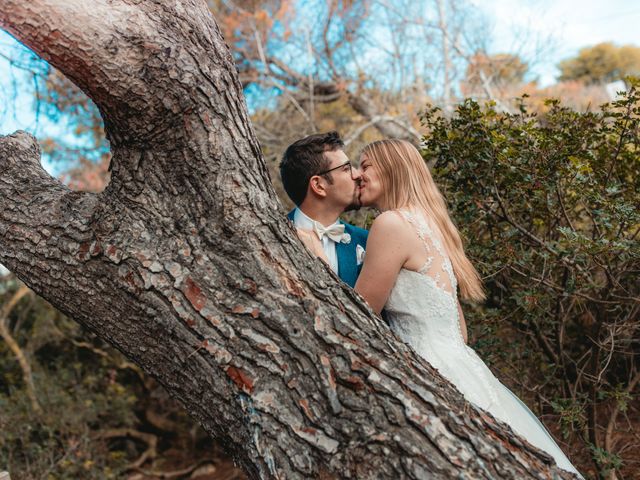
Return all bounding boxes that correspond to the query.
[293,208,339,273]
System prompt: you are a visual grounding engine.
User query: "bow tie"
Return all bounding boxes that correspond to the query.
[313,221,351,244]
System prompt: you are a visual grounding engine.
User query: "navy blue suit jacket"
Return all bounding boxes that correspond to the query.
[287,210,368,287]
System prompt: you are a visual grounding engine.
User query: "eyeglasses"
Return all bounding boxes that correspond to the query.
[316,160,352,176]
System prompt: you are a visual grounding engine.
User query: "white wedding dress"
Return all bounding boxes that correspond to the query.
[384,209,582,477]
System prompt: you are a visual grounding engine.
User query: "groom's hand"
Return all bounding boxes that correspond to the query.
[295,228,330,264]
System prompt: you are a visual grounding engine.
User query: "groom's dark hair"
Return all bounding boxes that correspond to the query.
[280,131,345,206]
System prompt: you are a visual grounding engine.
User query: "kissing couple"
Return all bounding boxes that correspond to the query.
[279,131,582,477]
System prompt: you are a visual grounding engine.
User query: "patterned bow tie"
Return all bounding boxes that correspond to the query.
[313,222,351,244]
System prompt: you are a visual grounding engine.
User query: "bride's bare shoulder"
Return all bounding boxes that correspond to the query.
[369,210,415,239]
[371,210,405,229]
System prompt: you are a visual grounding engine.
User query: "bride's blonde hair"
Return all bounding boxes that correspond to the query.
[361,139,485,302]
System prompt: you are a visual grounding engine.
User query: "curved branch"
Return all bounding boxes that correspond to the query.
[0,131,95,274]
[604,370,640,456]
[0,283,40,413]
[0,0,269,206]
[347,92,421,143]
[96,428,158,469]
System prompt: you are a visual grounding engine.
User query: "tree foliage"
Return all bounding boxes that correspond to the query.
[421,80,640,478]
[0,275,245,479]
[211,0,495,139]
[461,52,529,96]
[559,43,640,85]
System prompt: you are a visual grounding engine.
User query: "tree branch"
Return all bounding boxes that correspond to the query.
[96,428,158,469]
[0,283,40,413]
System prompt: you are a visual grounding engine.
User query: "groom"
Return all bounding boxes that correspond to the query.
[280,131,368,287]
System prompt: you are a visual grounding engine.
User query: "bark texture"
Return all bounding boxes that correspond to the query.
[0,1,579,478]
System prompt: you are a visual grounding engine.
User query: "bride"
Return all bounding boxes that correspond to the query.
[353,139,582,477]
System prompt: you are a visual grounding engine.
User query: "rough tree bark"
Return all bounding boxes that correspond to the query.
[0,1,578,478]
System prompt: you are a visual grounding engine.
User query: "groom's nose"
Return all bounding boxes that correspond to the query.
[350,165,362,181]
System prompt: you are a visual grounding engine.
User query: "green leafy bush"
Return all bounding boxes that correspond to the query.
[0,279,232,479]
[421,79,640,477]
[1,289,127,478]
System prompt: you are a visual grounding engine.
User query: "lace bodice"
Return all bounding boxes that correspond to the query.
[383,209,500,408]
[398,209,458,296]
[384,209,466,349]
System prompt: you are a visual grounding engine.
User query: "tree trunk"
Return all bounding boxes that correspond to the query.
[435,0,453,115]
[346,92,421,143]
[0,1,578,478]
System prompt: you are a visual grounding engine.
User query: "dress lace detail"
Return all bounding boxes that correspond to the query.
[384,209,582,477]
[398,209,456,294]
[393,209,500,408]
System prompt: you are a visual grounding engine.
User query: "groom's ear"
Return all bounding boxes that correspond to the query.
[308,175,328,198]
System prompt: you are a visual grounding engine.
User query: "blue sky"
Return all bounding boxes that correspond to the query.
[1,0,639,175]
[0,30,74,174]
[475,0,640,84]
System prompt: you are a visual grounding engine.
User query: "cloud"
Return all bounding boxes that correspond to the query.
[471,0,640,85]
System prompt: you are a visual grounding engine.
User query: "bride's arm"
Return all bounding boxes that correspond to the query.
[355,212,410,314]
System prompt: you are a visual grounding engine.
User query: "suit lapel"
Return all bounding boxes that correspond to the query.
[288,211,359,287]
[336,223,357,287]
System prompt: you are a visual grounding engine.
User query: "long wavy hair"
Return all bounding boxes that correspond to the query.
[361,139,485,302]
